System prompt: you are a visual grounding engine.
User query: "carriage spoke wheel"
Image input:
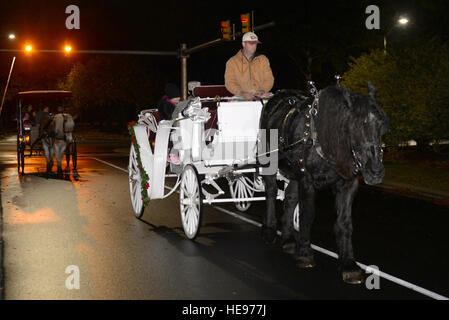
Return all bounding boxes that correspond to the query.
[293,203,300,232]
[17,142,21,173]
[230,175,254,212]
[129,143,145,218]
[65,141,77,169]
[18,142,25,174]
[180,164,202,240]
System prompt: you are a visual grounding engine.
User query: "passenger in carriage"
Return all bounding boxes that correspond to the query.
[224,32,274,101]
[157,83,181,121]
[35,106,50,128]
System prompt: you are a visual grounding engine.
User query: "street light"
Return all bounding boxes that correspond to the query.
[384,16,409,54]
[8,34,16,40]
[25,45,32,52]
[65,45,72,53]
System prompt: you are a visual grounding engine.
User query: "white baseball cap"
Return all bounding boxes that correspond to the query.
[242,32,262,44]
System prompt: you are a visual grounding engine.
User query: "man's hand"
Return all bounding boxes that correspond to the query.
[254,90,265,97]
[240,91,255,101]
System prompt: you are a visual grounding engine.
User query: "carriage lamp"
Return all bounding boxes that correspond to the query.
[25,136,30,143]
[19,136,23,142]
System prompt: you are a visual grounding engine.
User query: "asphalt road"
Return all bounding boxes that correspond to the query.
[0,135,448,300]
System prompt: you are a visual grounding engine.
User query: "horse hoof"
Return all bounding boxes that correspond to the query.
[261,226,277,244]
[342,269,365,285]
[282,241,296,255]
[295,256,316,269]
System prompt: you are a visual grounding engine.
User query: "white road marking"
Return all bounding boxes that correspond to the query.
[91,157,449,300]
[91,157,128,173]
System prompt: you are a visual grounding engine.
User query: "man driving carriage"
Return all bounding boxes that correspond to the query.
[224,32,274,101]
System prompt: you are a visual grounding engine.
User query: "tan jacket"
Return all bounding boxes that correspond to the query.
[224,50,274,96]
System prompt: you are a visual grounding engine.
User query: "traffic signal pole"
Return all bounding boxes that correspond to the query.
[180,43,188,100]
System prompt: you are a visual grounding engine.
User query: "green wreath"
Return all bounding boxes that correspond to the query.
[128,121,150,207]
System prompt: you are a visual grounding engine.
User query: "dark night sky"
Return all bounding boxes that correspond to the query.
[0,0,448,92]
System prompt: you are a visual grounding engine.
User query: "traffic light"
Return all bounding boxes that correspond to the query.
[241,13,251,33]
[221,20,232,41]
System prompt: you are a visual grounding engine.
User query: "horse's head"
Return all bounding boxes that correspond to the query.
[344,83,389,185]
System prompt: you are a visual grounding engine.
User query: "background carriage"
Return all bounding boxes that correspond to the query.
[128,85,300,239]
[16,90,77,174]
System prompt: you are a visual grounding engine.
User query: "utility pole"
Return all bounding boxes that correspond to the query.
[180,43,188,100]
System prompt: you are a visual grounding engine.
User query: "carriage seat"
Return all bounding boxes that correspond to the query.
[193,85,232,99]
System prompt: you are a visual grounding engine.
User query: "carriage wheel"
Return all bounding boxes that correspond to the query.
[71,140,77,169]
[20,144,25,174]
[17,139,21,173]
[65,143,71,167]
[128,143,145,218]
[230,175,254,212]
[179,164,203,240]
[293,203,300,232]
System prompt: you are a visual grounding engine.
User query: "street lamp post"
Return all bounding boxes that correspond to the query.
[0,34,18,116]
[384,17,409,54]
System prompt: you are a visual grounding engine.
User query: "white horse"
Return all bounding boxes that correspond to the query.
[40,113,75,174]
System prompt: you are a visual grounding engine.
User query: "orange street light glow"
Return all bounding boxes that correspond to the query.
[25,45,32,52]
[65,46,72,53]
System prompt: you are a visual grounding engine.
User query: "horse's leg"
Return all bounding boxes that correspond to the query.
[294,177,316,268]
[55,141,67,174]
[281,179,298,254]
[333,178,364,284]
[261,174,278,244]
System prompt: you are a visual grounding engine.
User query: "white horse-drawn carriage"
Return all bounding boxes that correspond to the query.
[128,85,299,239]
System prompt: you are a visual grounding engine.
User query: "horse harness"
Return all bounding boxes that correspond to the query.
[274,85,363,180]
[34,114,72,148]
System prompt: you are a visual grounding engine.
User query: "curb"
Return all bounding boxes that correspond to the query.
[362,181,449,206]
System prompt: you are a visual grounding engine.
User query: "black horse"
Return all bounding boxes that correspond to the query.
[260,83,389,284]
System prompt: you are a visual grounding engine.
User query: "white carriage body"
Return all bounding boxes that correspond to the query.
[129,93,300,237]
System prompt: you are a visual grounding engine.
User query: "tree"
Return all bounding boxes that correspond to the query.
[342,39,449,150]
[59,56,164,128]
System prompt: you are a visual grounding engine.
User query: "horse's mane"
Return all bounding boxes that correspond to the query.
[315,86,357,177]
